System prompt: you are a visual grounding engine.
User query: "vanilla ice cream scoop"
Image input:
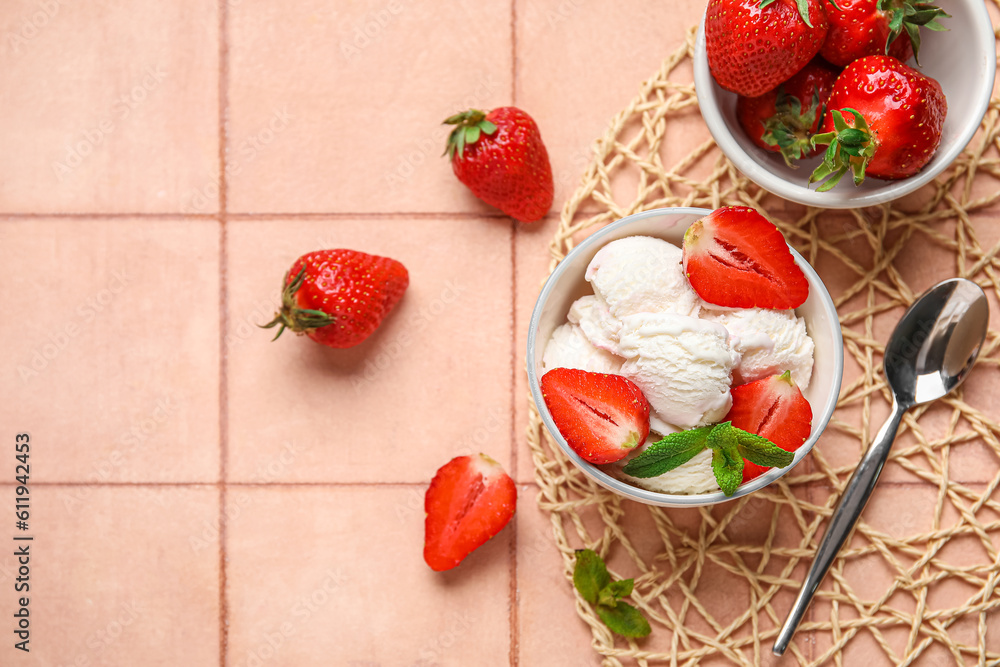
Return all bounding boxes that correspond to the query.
[567,295,621,354]
[617,313,740,429]
[706,308,814,388]
[585,236,701,319]
[542,322,623,374]
[611,437,720,494]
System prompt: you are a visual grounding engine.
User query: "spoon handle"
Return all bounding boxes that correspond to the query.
[772,399,907,656]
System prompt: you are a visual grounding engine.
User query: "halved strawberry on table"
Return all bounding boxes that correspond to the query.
[737,59,840,166]
[682,206,809,310]
[540,368,651,465]
[424,454,517,572]
[705,0,830,97]
[725,372,813,482]
[820,0,948,67]
[809,55,947,189]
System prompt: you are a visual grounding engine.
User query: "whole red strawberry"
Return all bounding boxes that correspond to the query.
[706,0,829,97]
[263,249,409,348]
[725,372,812,482]
[445,107,553,223]
[540,368,650,465]
[424,454,517,572]
[820,0,948,67]
[682,206,809,309]
[736,59,839,166]
[809,55,947,189]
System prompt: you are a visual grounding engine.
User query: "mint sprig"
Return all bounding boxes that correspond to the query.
[621,422,795,497]
[573,549,651,639]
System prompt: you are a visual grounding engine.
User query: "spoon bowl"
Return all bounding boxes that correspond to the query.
[773,278,989,656]
[885,279,990,407]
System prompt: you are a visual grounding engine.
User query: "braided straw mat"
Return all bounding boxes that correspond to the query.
[524,24,1000,667]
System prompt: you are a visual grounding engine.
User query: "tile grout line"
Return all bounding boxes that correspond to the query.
[0,211,542,221]
[217,0,230,665]
[508,3,520,665]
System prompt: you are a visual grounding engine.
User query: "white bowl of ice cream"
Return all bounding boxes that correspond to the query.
[526,207,843,507]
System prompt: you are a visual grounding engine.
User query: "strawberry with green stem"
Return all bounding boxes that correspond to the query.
[262,249,409,349]
[809,55,946,190]
[705,0,831,97]
[820,0,948,67]
[444,107,554,223]
[736,59,839,166]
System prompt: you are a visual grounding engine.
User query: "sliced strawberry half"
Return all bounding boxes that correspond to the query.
[682,206,809,309]
[540,368,650,464]
[424,454,517,572]
[725,372,813,483]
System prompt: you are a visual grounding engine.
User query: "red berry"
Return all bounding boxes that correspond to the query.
[424,454,517,572]
[263,249,409,349]
[706,0,829,97]
[540,368,650,465]
[682,206,809,309]
[819,0,947,67]
[736,59,840,165]
[810,55,947,188]
[725,372,813,482]
[445,107,554,223]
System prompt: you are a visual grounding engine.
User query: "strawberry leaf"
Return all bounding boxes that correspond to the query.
[621,427,712,478]
[573,549,610,604]
[465,125,481,145]
[596,601,652,638]
[478,120,498,135]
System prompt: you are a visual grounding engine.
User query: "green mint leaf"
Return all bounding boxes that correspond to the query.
[598,586,617,608]
[573,549,610,604]
[621,426,712,478]
[708,424,743,496]
[712,448,743,496]
[734,429,795,469]
[596,601,652,638]
[606,578,634,599]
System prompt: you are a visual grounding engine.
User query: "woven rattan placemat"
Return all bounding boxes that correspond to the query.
[525,26,1000,666]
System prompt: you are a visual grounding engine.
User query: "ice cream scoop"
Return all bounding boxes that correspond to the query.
[705,308,814,387]
[586,236,701,319]
[617,313,740,429]
[542,322,622,374]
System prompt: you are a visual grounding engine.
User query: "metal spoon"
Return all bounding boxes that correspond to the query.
[773,278,989,656]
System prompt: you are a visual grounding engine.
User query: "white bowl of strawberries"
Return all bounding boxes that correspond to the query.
[526,207,844,508]
[693,0,995,208]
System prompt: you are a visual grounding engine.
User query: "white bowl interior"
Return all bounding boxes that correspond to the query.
[693,0,996,208]
[526,208,844,507]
